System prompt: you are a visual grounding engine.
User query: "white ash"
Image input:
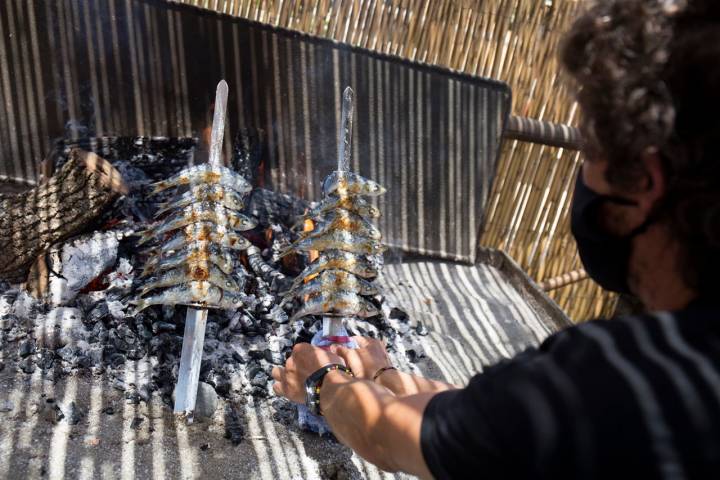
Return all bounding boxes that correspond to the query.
[106,300,127,320]
[11,290,39,321]
[33,307,86,350]
[47,231,121,306]
[0,292,14,317]
[106,258,134,290]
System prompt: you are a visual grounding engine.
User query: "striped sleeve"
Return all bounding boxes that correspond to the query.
[419,309,720,479]
[420,348,568,479]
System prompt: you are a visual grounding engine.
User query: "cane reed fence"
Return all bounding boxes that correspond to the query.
[170,0,616,321]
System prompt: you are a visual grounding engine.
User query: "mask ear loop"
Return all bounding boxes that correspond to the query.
[603,162,661,236]
[597,195,652,237]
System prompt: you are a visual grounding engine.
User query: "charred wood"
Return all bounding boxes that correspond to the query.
[51,136,197,181]
[231,128,263,186]
[246,246,291,293]
[245,188,310,228]
[0,150,127,283]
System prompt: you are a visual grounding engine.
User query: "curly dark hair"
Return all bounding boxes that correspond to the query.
[560,0,720,297]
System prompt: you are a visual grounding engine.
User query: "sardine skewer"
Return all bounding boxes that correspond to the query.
[298,208,381,241]
[281,269,379,303]
[280,229,386,258]
[174,80,229,423]
[338,86,354,173]
[156,184,246,216]
[150,163,252,195]
[130,281,251,313]
[290,251,379,291]
[289,290,379,323]
[140,263,242,296]
[139,223,252,252]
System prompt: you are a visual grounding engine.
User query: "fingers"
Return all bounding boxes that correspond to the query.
[271,366,286,397]
[332,345,351,362]
[292,342,311,354]
[272,381,285,397]
[333,345,347,355]
[351,335,388,350]
[352,336,370,347]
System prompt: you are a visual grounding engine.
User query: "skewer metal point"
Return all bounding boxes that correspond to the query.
[337,86,355,173]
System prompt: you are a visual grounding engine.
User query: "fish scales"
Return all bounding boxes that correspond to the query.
[140,263,242,296]
[150,164,252,195]
[300,195,381,224]
[130,281,251,313]
[285,229,386,257]
[146,202,257,237]
[281,269,378,303]
[300,208,381,241]
[322,171,386,198]
[289,290,379,322]
[140,222,251,252]
[141,242,235,277]
[290,251,379,290]
[156,184,246,215]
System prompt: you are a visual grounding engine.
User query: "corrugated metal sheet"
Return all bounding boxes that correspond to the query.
[380,257,568,382]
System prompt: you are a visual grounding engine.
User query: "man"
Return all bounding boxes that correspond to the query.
[272,0,720,477]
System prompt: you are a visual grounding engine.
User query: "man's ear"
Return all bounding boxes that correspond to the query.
[637,147,666,215]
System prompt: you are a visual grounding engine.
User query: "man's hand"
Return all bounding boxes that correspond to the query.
[271,343,346,404]
[334,336,458,397]
[274,340,435,479]
[330,336,391,380]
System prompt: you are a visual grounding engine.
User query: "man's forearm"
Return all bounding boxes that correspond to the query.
[376,369,457,397]
[320,370,435,479]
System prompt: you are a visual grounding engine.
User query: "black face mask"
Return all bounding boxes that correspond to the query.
[570,172,651,294]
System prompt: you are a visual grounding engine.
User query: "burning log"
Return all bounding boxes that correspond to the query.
[0,149,128,284]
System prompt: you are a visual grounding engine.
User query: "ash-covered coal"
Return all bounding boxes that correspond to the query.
[0,135,426,439]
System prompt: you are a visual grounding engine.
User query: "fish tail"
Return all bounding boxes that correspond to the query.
[289,310,307,323]
[290,216,307,231]
[149,181,170,195]
[155,203,170,216]
[127,298,147,317]
[277,248,294,260]
[136,229,156,245]
[278,283,296,298]
[138,285,155,297]
[140,263,156,278]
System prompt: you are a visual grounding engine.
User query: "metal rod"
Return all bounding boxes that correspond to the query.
[173,307,208,421]
[539,268,588,291]
[337,86,355,172]
[174,79,229,421]
[503,115,583,151]
[208,80,229,168]
[322,316,347,337]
